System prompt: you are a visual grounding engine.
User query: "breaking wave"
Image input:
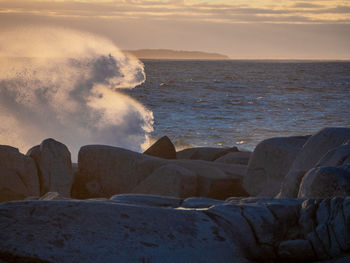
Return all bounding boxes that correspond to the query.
[0,26,153,159]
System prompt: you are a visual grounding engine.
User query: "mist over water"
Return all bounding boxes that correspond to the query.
[0,27,153,159]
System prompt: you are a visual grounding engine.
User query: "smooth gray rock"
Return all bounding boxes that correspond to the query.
[1,195,350,262]
[214,151,252,165]
[244,136,308,197]
[181,197,228,208]
[278,128,350,198]
[170,159,248,199]
[73,145,247,199]
[131,164,197,198]
[298,165,350,198]
[205,203,262,260]
[27,138,73,197]
[110,194,182,208]
[176,146,238,161]
[0,145,39,202]
[72,145,166,199]
[278,239,315,260]
[0,200,247,263]
[143,136,176,159]
[316,142,350,167]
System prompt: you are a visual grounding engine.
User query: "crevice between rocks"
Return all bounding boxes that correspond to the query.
[0,251,52,263]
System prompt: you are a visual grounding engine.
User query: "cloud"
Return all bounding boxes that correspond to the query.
[0,0,349,24]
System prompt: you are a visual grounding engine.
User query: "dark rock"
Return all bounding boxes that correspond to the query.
[298,165,350,198]
[316,142,350,167]
[214,151,252,165]
[27,138,73,197]
[278,127,350,198]
[110,194,182,207]
[72,145,166,199]
[243,136,308,197]
[0,145,39,202]
[176,146,238,161]
[73,145,247,199]
[278,239,316,261]
[143,136,176,159]
[0,200,245,263]
[131,164,197,198]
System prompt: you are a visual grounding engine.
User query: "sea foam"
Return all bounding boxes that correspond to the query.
[0,26,153,159]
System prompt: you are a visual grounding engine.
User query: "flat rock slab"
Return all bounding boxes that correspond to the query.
[0,200,245,263]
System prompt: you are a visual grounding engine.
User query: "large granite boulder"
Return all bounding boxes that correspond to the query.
[73,145,247,199]
[243,136,309,197]
[171,160,248,199]
[0,195,349,262]
[131,164,197,198]
[0,199,247,263]
[298,165,350,198]
[0,145,39,202]
[143,136,176,159]
[176,146,238,161]
[27,138,73,197]
[315,142,350,167]
[278,128,350,198]
[72,145,166,199]
[214,151,252,165]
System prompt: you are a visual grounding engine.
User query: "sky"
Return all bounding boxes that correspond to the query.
[0,0,350,59]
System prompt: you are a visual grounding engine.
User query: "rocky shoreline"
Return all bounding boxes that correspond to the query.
[1,127,350,262]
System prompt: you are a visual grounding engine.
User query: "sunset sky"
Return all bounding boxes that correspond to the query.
[0,0,350,59]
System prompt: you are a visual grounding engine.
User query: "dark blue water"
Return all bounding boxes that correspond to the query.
[122,60,350,151]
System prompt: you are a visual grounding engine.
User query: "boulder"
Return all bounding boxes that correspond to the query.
[73,145,247,199]
[0,145,39,202]
[1,195,350,262]
[176,146,238,161]
[316,142,350,167]
[72,145,166,199]
[131,164,197,198]
[243,136,309,197]
[27,138,73,197]
[298,165,350,198]
[278,127,350,198]
[214,151,251,165]
[0,200,246,263]
[143,136,176,159]
[171,160,248,199]
[110,194,181,207]
[278,239,315,261]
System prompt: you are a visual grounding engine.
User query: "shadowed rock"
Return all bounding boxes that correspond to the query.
[131,164,197,198]
[27,138,73,197]
[0,145,39,202]
[176,146,238,161]
[1,196,349,262]
[298,165,350,198]
[73,145,247,199]
[215,151,252,165]
[278,128,350,198]
[143,136,176,159]
[243,136,309,197]
[0,199,246,263]
[315,142,350,167]
[72,145,165,199]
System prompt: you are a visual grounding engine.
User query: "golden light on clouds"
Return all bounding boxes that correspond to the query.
[0,0,349,59]
[0,0,349,23]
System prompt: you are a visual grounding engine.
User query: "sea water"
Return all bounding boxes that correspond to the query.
[122,60,350,151]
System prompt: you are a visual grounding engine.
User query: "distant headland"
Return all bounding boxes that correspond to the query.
[124,49,230,60]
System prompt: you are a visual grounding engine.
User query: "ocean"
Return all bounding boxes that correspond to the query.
[122,60,350,151]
